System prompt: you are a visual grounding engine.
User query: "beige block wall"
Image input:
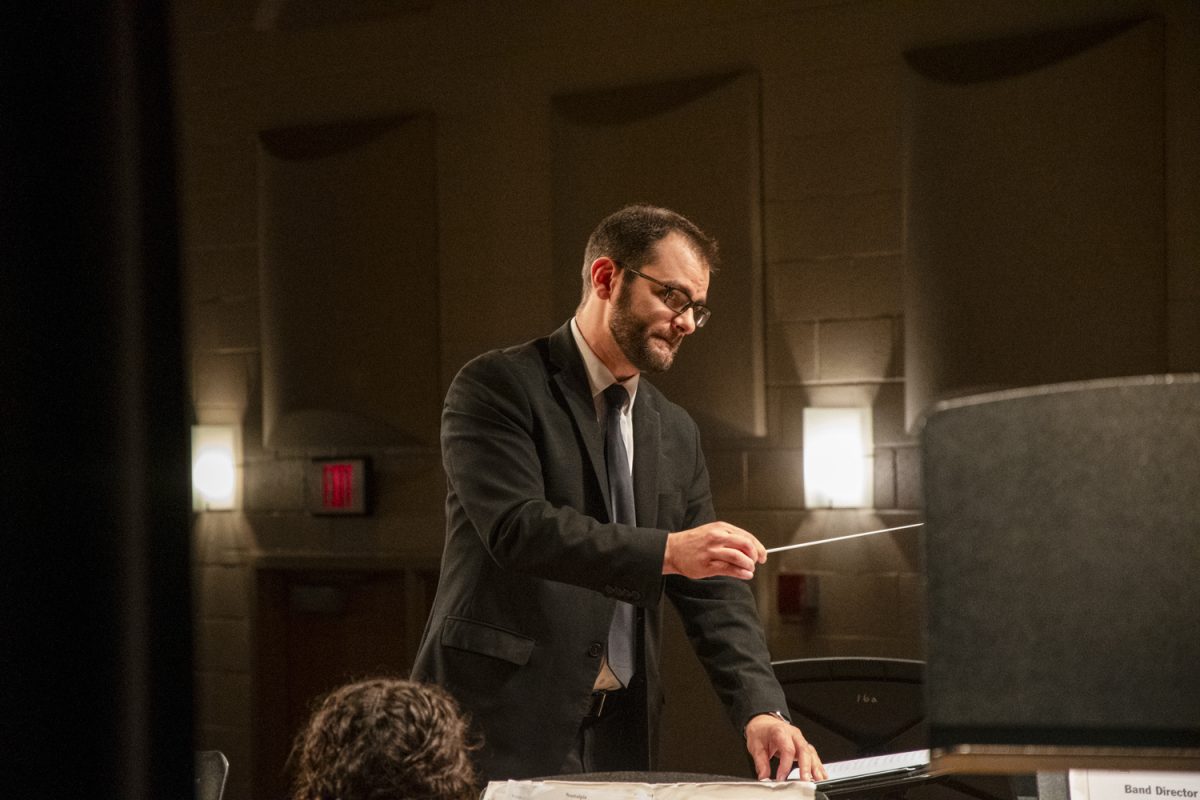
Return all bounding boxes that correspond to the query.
[174,1,1200,795]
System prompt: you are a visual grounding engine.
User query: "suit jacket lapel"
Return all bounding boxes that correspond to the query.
[632,387,660,528]
[547,322,612,519]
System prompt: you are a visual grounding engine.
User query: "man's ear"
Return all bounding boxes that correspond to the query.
[590,258,619,300]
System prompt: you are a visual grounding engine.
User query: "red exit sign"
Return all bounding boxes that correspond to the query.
[307,458,368,515]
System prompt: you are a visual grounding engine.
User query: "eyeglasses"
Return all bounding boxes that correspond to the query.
[617,263,712,328]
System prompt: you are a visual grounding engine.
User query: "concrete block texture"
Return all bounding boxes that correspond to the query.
[768,322,817,385]
[242,457,306,512]
[184,189,258,250]
[192,353,253,411]
[768,509,923,574]
[765,192,902,262]
[895,445,923,511]
[706,448,748,512]
[762,65,902,138]
[873,448,897,509]
[188,294,260,355]
[1169,298,1200,371]
[772,255,903,322]
[197,564,251,620]
[185,244,259,305]
[192,513,252,566]
[746,448,806,509]
[817,317,901,381]
[195,670,251,728]
[194,618,250,673]
[766,126,902,202]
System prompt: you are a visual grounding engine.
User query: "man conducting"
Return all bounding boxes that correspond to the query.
[413,205,826,783]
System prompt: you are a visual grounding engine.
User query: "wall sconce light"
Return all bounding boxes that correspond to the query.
[191,424,238,511]
[803,407,873,508]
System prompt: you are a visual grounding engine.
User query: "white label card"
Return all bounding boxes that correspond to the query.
[1069,770,1200,800]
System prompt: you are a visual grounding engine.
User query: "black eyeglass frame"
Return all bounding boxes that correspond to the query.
[615,262,712,328]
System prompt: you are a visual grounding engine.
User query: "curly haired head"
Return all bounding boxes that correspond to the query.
[291,677,479,800]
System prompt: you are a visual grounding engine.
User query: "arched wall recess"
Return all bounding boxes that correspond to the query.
[903,18,1166,430]
[258,114,440,450]
[551,71,766,439]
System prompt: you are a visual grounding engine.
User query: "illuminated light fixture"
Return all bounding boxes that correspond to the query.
[191,424,238,511]
[803,407,873,509]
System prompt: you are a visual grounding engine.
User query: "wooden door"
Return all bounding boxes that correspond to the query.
[252,566,438,800]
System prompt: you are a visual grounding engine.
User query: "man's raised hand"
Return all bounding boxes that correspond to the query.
[663,521,767,580]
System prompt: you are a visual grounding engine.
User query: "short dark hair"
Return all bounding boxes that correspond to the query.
[290,677,479,800]
[579,204,719,303]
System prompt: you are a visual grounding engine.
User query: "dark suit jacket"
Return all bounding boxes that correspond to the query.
[412,321,786,780]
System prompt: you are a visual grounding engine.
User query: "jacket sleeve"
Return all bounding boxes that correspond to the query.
[664,422,789,729]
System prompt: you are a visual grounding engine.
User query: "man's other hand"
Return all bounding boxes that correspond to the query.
[745,713,827,782]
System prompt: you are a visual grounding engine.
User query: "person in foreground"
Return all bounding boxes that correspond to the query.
[413,204,826,783]
[290,677,479,800]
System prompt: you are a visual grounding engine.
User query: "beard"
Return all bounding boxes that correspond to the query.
[609,282,683,373]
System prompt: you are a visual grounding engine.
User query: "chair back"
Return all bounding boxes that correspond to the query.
[195,750,229,800]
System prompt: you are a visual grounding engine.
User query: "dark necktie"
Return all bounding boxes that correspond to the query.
[603,383,636,686]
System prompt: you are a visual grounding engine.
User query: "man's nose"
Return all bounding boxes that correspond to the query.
[672,307,697,335]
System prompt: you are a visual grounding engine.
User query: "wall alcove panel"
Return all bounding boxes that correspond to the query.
[903,19,1166,429]
[552,72,765,439]
[258,115,440,450]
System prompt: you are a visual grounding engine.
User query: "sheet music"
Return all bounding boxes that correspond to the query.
[482,779,816,800]
[786,749,930,783]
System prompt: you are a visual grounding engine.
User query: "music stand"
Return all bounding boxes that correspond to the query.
[773,657,1025,800]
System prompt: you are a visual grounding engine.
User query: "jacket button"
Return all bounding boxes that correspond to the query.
[588,643,603,658]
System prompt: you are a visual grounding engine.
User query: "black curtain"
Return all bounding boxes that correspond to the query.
[1,3,193,798]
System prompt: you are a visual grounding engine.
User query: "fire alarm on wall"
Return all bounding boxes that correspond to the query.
[776,573,820,620]
[306,458,369,515]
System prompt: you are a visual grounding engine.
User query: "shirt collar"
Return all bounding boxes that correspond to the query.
[569,317,639,404]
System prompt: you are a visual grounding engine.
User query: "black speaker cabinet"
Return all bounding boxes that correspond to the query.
[920,375,1200,772]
